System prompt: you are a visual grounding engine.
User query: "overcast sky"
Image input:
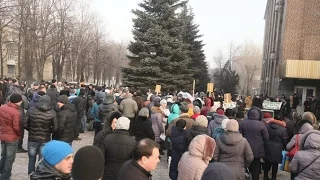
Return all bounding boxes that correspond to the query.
[92,0,267,68]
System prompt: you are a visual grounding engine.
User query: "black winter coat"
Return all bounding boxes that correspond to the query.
[30,160,71,180]
[264,122,288,163]
[132,116,155,142]
[119,160,152,180]
[169,126,187,180]
[239,107,269,158]
[98,99,118,123]
[52,104,77,143]
[100,130,136,180]
[186,125,210,147]
[26,101,56,143]
[46,88,60,108]
[72,96,85,118]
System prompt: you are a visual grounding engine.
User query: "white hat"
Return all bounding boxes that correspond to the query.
[221,119,230,130]
[167,98,174,103]
[116,117,130,130]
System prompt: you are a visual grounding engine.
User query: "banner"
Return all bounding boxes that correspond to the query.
[155,85,161,93]
[207,83,214,93]
[263,101,283,110]
[224,93,232,103]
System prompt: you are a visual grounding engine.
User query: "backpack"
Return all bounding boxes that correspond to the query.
[212,127,225,139]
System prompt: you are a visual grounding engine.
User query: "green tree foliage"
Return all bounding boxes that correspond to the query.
[180,5,210,92]
[213,60,239,95]
[122,0,201,92]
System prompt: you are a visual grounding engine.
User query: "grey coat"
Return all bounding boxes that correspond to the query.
[289,130,320,180]
[150,107,164,143]
[214,131,254,180]
[119,97,138,118]
[207,113,228,135]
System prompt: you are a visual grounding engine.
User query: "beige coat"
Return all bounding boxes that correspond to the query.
[177,135,216,180]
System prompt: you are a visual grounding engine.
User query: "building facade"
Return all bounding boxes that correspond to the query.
[261,0,320,112]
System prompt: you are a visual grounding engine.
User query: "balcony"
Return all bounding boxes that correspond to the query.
[281,59,320,79]
[6,59,16,66]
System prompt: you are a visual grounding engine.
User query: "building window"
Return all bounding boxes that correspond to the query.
[8,65,15,75]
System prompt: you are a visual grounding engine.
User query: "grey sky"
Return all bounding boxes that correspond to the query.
[93,0,267,68]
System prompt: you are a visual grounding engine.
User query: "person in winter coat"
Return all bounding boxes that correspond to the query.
[286,111,301,140]
[201,163,234,180]
[97,94,118,124]
[28,91,45,108]
[133,90,145,111]
[100,117,136,180]
[52,95,77,145]
[71,91,86,140]
[263,118,288,180]
[201,98,212,116]
[91,99,104,135]
[207,108,228,136]
[286,120,313,152]
[93,111,121,148]
[0,93,23,179]
[187,115,210,146]
[30,140,73,180]
[25,95,56,175]
[191,106,201,120]
[94,87,105,102]
[301,112,318,129]
[168,103,180,125]
[119,93,138,120]
[214,119,253,180]
[132,108,155,142]
[239,107,269,180]
[169,119,188,180]
[289,130,320,180]
[166,103,195,137]
[46,84,60,111]
[151,102,165,154]
[177,134,216,180]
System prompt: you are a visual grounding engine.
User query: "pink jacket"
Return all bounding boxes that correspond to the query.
[177,135,216,180]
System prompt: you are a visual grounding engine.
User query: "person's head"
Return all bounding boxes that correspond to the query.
[225,108,234,117]
[39,86,46,93]
[12,79,18,86]
[72,146,104,180]
[104,112,122,131]
[116,117,130,131]
[193,106,201,114]
[290,95,293,100]
[195,115,208,127]
[221,119,230,130]
[160,99,167,109]
[216,108,224,115]
[133,138,161,172]
[50,84,56,89]
[52,79,57,85]
[9,93,23,106]
[139,108,149,118]
[225,119,239,132]
[180,103,189,114]
[201,163,234,180]
[57,95,69,108]
[176,119,187,129]
[236,111,244,120]
[154,101,161,108]
[42,140,73,174]
[188,135,216,164]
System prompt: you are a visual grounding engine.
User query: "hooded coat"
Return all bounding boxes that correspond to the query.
[201,98,212,116]
[26,96,56,143]
[177,135,216,180]
[119,95,138,118]
[97,95,118,123]
[30,160,71,180]
[150,107,164,143]
[132,116,155,142]
[239,107,269,158]
[289,130,320,180]
[286,120,313,152]
[168,103,180,125]
[214,132,253,180]
[207,113,228,135]
[264,120,288,163]
[187,125,210,146]
[201,163,235,180]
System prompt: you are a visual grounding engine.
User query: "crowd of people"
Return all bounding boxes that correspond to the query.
[0,78,320,180]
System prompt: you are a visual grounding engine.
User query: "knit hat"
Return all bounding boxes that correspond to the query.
[139,108,149,117]
[160,99,167,105]
[167,98,174,103]
[195,115,208,127]
[194,106,201,114]
[216,109,224,115]
[42,140,73,166]
[116,117,130,130]
[226,119,239,132]
[41,95,51,103]
[221,119,230,130]
[58,95,69,104]
[72,146,104,180]
[176,119,186,129]
[201,163,234,180]
[10,93,22,104]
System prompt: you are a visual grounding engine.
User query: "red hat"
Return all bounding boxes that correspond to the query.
[216,109,224,115]
[263,112,272,119]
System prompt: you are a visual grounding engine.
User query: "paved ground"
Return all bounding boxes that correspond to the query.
[9,130,290,180]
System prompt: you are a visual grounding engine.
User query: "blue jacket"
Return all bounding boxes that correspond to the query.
[91,102,100,122]
[168,104,180,125]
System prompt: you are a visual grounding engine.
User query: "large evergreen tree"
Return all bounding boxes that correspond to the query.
[180,6,210,92]
[122,0,192,92]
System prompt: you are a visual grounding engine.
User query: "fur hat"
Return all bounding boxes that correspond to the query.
[195,115,208,127]
[116,117,130,130]
[10,93,22,104]
[225,119,239,132]
[72,146,104,180]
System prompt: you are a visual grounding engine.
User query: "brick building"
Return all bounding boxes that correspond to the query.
[261,0,320,112]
